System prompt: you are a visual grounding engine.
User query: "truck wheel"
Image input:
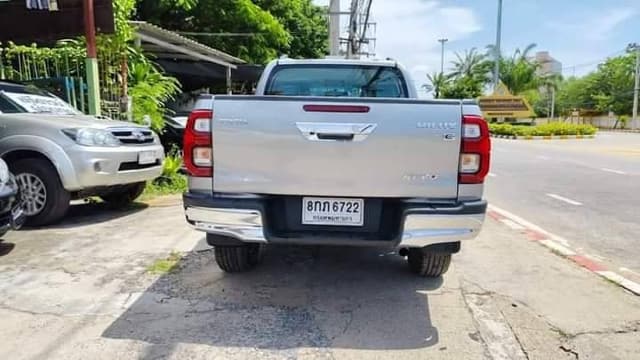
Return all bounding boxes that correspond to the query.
[214,244,265,273]
[407,248,451,277]
[11,159,70,226]
[100,182,146,209]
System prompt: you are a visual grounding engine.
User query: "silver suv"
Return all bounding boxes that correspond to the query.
[0,81,165,225]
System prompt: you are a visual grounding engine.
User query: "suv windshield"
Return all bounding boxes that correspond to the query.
[265,64,408,98]
[0,84,80,116]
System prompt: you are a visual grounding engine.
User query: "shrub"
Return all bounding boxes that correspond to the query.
[143,151,187,197]
[488,122,597,137]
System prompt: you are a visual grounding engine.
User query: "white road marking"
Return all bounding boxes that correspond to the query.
[585,253,606,262]
[620,267,640,277]
[595,271,640,296]
[540,239,576,256]
[546,193,583,206]
[488,205,572,247]
[500,219,526,231]
[601,168,627,175]
[488,173,497,177]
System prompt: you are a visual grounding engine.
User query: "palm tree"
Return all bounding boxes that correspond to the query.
[450,47,490,82]
[539,73,563,118]
[423,72,448,99]
[486,43,540,94]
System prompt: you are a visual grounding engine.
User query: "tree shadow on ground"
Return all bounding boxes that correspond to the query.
[0,241,15,256]
[26,201,149,230]
[103,245,442,356]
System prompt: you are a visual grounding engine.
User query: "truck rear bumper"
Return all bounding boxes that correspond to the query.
[183,192,486,248]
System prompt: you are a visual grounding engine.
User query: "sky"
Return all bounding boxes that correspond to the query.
[313,0,640,93]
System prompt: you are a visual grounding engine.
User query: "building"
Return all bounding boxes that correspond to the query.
[534,51,562,76]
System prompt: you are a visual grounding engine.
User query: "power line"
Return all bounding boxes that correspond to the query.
[561,48,627,71]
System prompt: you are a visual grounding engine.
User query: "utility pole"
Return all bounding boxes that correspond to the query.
[550,87,556,120]
[329,0,341,56]
[493,0,503,91]
[630,43,640,130]
[438,38,448,74]
[83,0,101,115]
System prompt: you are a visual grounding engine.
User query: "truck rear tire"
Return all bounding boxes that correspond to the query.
[11,158,70,226]
[407,248,451,277]
[214,244,265,273]
[100,182,146,209]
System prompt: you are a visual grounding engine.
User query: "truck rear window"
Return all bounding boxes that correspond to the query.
[265,64,408,98]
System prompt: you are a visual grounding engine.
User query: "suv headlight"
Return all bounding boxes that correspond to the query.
[0,158,8,184]
[62,128,121,147]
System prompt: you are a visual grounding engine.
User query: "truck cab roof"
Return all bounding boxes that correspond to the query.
[275,58,398,68]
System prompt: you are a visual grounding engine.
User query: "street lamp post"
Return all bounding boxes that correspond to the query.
[438,38,448,75]
[493,0,503,90]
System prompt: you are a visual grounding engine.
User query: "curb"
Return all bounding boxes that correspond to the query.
[487,204,640,296]
[490,134,596,140]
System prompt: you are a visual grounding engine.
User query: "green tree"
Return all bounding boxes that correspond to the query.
[136,0,327,63]
[254,0,328,58]
[586,53,635,115]
[555,75,593,116]
[136,0,289,63]
[553,52,635,116]
[487,43,540,94]
[450,47,491,84]
[423,72,448,98]
[440,75,485,99]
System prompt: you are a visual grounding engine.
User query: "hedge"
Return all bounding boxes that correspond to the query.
[488,122,597,137]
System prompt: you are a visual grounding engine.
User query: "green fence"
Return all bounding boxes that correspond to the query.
[0,41,128,120]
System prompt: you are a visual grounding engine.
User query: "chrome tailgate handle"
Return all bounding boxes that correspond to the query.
[296,122,377,142]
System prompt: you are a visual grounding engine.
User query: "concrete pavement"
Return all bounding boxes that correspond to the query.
[0,196,638,359]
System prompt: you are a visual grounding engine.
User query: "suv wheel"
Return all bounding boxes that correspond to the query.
[12,159,70,226]
[100,182,146,209]
[214,244,265,273]
[407,248,452,277]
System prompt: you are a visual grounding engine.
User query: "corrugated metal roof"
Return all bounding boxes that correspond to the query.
[130,21,245,67]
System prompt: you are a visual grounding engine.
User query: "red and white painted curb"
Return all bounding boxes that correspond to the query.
[487,204,640,296]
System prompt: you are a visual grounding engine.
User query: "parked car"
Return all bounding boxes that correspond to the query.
[182,58,491,277]
[0,158,25,237]
[159,112,188,151]
[0,81,165,225]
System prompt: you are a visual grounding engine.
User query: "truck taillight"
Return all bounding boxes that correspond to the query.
[459,114,491,184]
[184,109,213,177]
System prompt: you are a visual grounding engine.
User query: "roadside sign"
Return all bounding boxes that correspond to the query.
[478,82,534,118]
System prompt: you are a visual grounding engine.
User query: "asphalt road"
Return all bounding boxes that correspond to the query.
[486,132,640,275]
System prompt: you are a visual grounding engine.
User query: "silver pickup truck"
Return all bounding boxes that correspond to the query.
[183,58,491,277]
[0,81,165,225]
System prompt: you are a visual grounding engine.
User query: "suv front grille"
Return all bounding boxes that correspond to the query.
[110,128,155,145]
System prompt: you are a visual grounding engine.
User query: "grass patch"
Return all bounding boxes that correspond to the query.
[147,251,182,274]
[142,173,187,198]
[142,150,187,199]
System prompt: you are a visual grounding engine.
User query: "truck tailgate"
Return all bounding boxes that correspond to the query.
[211,96,462,199]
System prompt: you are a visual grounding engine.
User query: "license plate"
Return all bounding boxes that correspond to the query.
[138,150,156,165]
[302,197,364,226]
